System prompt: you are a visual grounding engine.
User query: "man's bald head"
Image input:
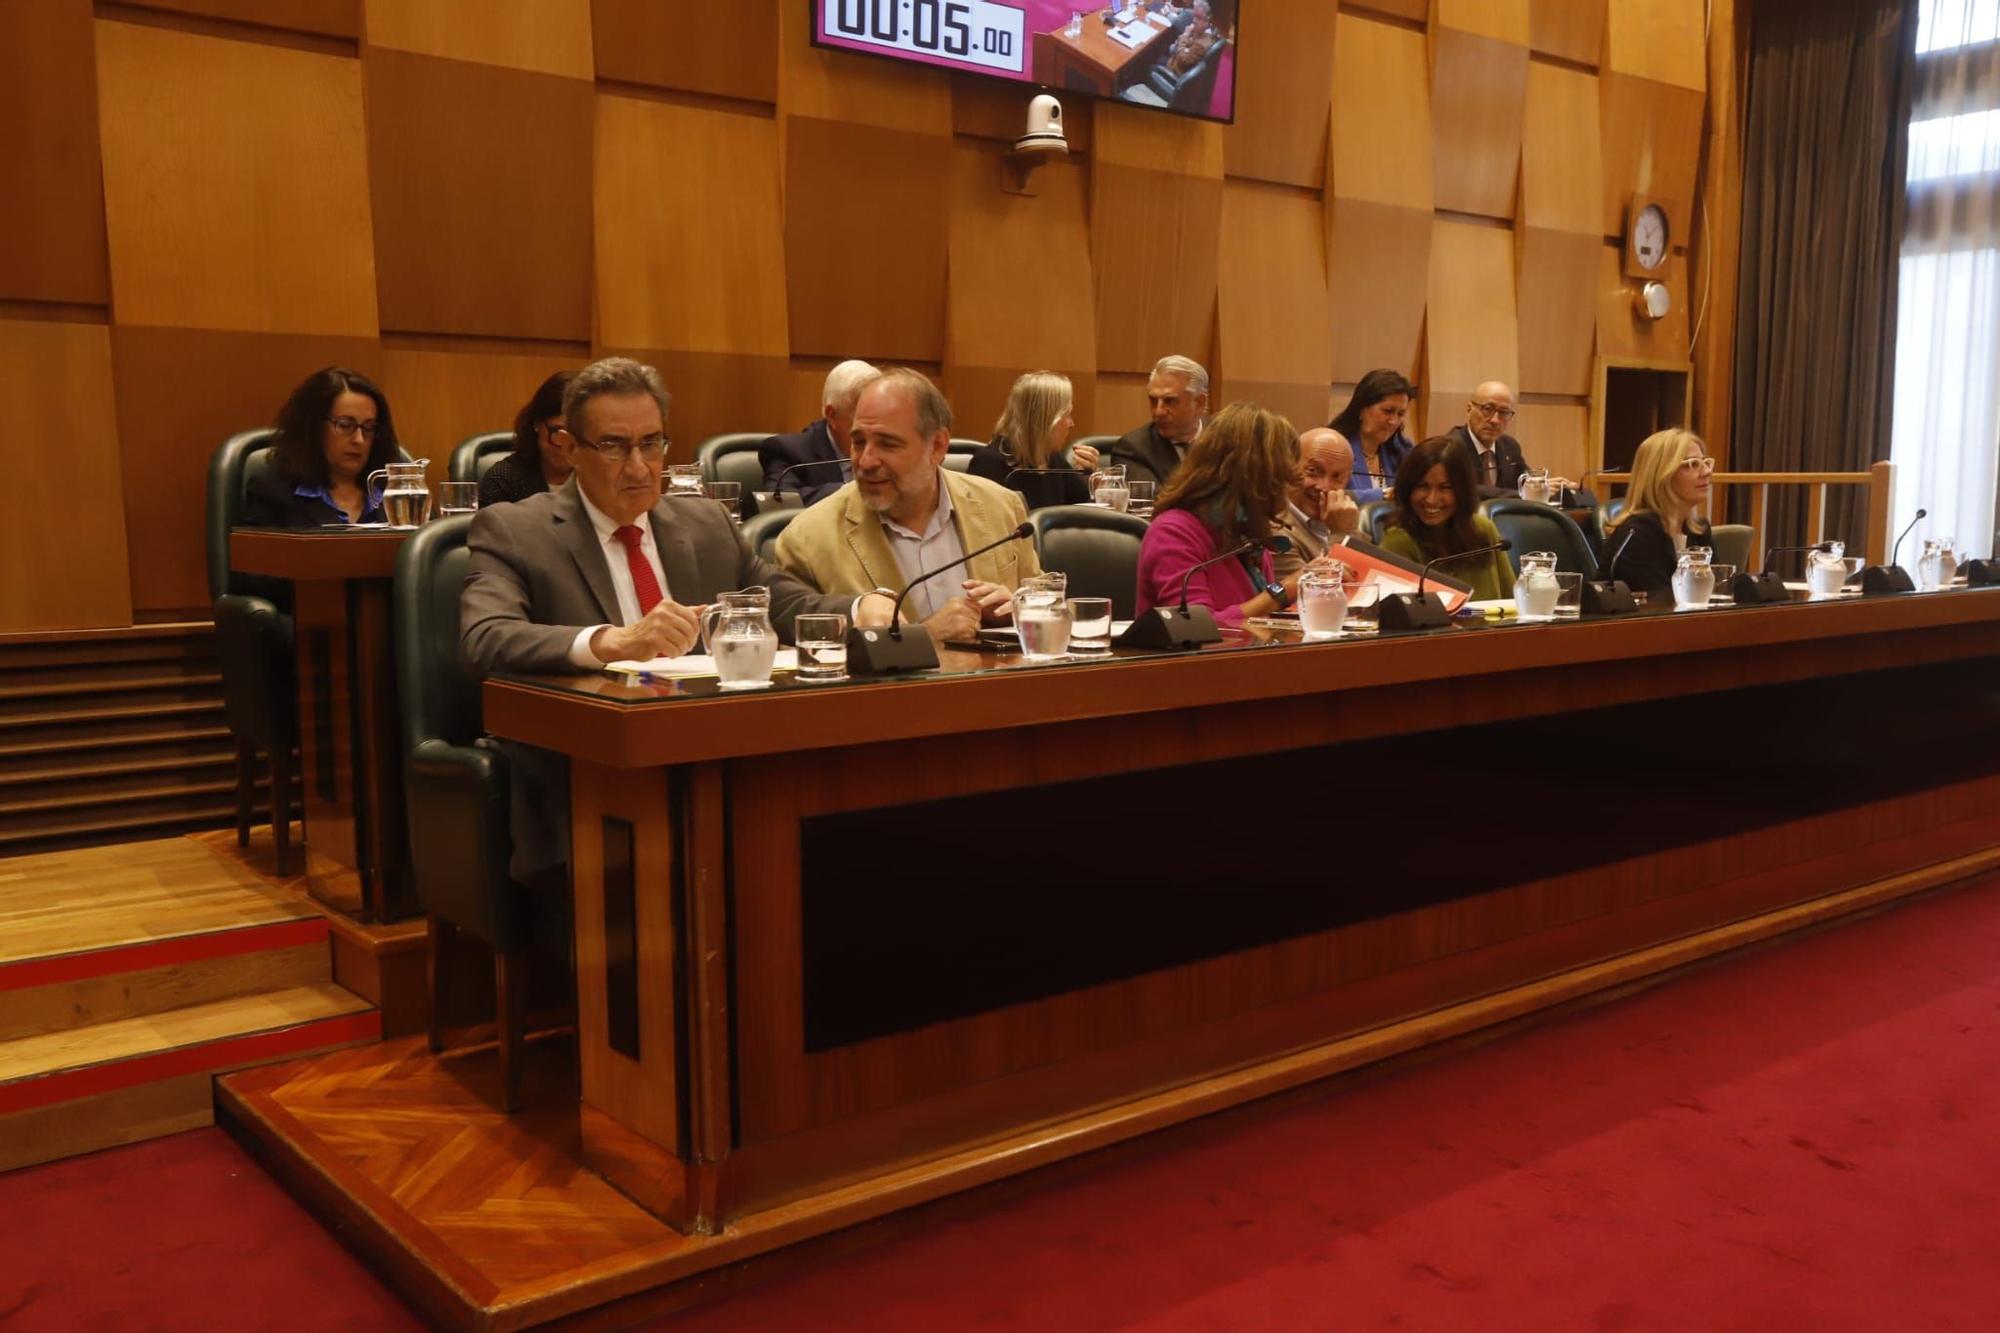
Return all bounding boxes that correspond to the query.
[1466,381,1517,446]
[1293,426,1353,508]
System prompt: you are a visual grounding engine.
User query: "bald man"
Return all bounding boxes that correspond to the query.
[1272,427,1362,581]
[1451,380,1545,499]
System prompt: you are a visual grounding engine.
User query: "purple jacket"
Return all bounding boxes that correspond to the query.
[1135,508,1272,628]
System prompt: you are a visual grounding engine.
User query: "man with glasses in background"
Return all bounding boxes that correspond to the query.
[1446,380,1578,501]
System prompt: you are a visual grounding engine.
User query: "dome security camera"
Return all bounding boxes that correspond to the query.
[1015,94,1068,157]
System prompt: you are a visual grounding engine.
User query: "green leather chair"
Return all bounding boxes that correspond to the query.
[448,431,515,484]
[1482,498,1602,577]
[696,433,770,491]
[393,515,563,1111]
[944,439,984,474]
[1070,434,1119,466]
[740,507,800,562]
[1709,523,1755,571]
[1030,505,1148,619]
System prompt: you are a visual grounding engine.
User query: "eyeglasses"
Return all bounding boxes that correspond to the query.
[559,428,670,463]
[326,416,379,439]
[1678,456,1716,475]
[1471,402,1517,421]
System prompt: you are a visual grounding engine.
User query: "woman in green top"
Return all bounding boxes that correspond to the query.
[1378,434,1516,603]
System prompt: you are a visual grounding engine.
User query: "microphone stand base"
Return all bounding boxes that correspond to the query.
[1731,571,1790,605]
[1116,605,1222,650]
[1860,564,1915,594]
[845,624,940,675]
[1378,592,1452,631]
[1580,580,1638,615]
[742,491,803,520]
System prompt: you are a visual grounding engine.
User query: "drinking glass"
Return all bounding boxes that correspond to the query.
[1550,571,1584,619]
[1014,583,1072,659]
[1297,568,1350,639]
[1127,479,1156,516]
[1069,597,1113,652]
[665,463,704,497]
[704,481,743,521]
[436,482,478,516]
[794,613,848,681]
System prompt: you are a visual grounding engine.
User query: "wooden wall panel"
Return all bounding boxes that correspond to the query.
[1519,62,1603,397]
[1328,16,1432,212]
[598,95,787,357]
[1529,0,1606,65]
[595,348,791,467]
[1522,63,1603,235]
[1605,0,1706,92]
[1096,102,1226,176]
[1599,73,1705,237]
[1595,245,1690,362]
[1090,166,1224,376]
[362,0,592,79]
[112,327,381,616]
[1349,0,1427,21]
[95,19,378,336]
[784,116,947,363]
[114,0,360,38]
[1218,184,1332,390]
[1223,0,1337,189]
[1430,24,1529,219]
[378,348,579,484]
[944,150,1095,376]
[593,0,776,102]
[0,321,131,630]
[1425,221,1520,409]
[776,0,949,132]
[0,0,108,305]
[1516,228,1600,395]
[1513,402,1589,483]
[1328,201,1431,384]
[365,50,593,341]
[1435,0,1530,44]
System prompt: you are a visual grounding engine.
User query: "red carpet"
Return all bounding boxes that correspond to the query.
[6,877,2000,1331]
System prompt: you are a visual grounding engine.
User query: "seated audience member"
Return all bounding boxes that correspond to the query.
[1135,402,1302,627]
[967,370,1098,508]
[1107,354,1210,487]
[1600,428,1719,596]
[1271,427,1361,582]
[1330,369,1416,501]
[461,356,869,885]
[775,368,1042,640]
[477,371,574,508]
[241,367,401,527]
[1378,435,1516,603]
[1446,380,1577,500]
[759,359,878,505]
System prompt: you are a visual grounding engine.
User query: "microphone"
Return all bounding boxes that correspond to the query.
[1172,535,1292,612]
[847,522,1034,675]
[1732,541,1837,605]
[1119,533,1291,652]
[1583,526,1642,615]
[1381,540,1510,631]
[774,456,851,489]
[740,457,850,518]
[1863,508,1925,594]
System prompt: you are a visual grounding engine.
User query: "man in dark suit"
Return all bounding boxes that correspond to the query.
[758,359,878,505]
[461,356,874,881]
[1107,354,1209,488]
[1450,380,1534,499]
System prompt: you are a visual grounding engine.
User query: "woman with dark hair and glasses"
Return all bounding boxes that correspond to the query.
[242,367,402,526]
[1378,434,1515,602]
[1329,368,1417,501]
[477,370,575,508]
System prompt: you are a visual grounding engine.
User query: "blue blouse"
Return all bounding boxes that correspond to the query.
[1346,432,1413,503]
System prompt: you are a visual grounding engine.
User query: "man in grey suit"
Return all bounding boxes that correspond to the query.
[460,356,873,882]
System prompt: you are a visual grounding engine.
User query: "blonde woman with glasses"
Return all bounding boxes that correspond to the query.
[966,371,1096,509]
[1602,428,1719,595]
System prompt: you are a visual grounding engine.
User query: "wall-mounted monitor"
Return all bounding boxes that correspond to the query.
[810,1,1238,124]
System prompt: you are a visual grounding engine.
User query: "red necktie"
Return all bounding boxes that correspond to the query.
[611,525,663,617]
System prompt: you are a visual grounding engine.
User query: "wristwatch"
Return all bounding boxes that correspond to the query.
[1264,578,1293,609]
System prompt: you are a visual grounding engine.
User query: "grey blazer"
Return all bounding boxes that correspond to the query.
[460,479,847,677]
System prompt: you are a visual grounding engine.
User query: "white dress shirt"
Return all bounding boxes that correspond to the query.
[880,479,968,622]
[568,490,672,667]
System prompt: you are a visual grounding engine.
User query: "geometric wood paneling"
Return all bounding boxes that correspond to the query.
[1219,182,1333,397]
[0,0,109,306]
[1223,0,1337,189]
[1351,0,1428,20]
[94,19,378,336]
[364,50,593,342]
[1529,0,1607,65]
[1095,102,1226,176]
[1595,243,1690,363]
[1426,220,1521,410]
[776,0,949,133]
[593,0,777,102]
[1605,0,1706,92]
[784,116,947,363]
[0,320,131,630]
[1522,63,1604,235]
[113,0,361,39]
[1328,199,1432,383]
[1600,71,1705,238]
[1090,164,1224,375]
[1514,401,1590,482]
[361,0,593,78]
[1436,0,1530,44]
[945,147,1096,384]
[1430,23,1530,219]
[378,347,580,484]
[1517,227,1602,395]
[1329,15,1433,212]
[597,95,788,358]
[112,326,381,616]
[1519,61,1604,396]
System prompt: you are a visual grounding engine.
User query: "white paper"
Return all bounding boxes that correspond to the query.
[607,650,799,679]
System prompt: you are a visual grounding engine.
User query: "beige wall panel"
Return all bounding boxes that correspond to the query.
[378,348,580,483]
[1095,102,1226,176]
[1522,63,1603,235]
[1349,0,1428,21]
[944,366,1099,453]
[367,51,593,341]
[595,0,776,102]
[114,0,359,37]
[954,81,1093,153]
[1435,0,1530,45]
[1426,220,1520,400]
[1595,244,1689,362]
[1091,164,1223,375]
[1330,15,1432,211]
[0,1,108,305]
[1222,381,1335,436]
[600,96,789,357]
[1223,0,1337,188]
[112,327,382,616]
[1605,0,1705,91]
[0,321,130,630]
[1529,0,1606,65]
[1515,227,1600,396]
[1327,198,1429,383]
[95,19,378,337]
[777,0,949,132]
[1600,72,1704,237]
[596,349,791,466]
[785,117,947,363]
[1218,184,1331,387]
[1092,379,1154,439]
[1513,402,1589,482]
[1430,26,1529,220]
[945,150,1095,373]
[364,0,592,79]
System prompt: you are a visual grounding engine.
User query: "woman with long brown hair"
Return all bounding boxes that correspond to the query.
[1378,434,1515,601]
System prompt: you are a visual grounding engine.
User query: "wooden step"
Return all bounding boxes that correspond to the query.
[0,804,253,853]
[0,698,222,731]
[0,748,239,789]
[0,773,240,818]
[0,722,231,761]
[0,671,223,702]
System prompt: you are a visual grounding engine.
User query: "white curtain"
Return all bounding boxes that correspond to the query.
[1891,0,2000,559]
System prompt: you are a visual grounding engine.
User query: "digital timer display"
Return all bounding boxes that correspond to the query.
[818,0,1029,79]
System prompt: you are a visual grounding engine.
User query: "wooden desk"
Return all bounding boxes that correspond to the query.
[231,528,414,922]
[1037,12,1174,97]
[484,590,2000,1240]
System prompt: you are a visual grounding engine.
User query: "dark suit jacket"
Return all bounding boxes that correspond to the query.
[967,437,1091,509]
[1106,424,1186,488]
[1602,510,1718,596]
[239,470,381,527]
[758,419,848,504]
[1447,425,1529,498]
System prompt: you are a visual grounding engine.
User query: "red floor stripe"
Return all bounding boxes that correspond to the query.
[0,917,329,992]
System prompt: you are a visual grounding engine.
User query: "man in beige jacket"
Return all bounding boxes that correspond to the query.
[775,368,1043,637]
